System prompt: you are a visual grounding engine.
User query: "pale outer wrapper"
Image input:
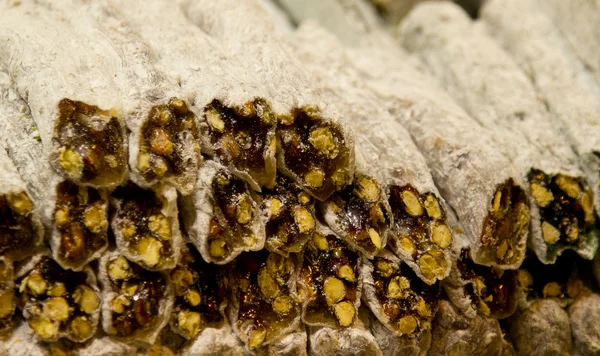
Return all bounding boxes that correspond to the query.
[180,0,356,200]
[110,183,183,271]
[255,326,308,356]
[430,300,515,356]
[540,0,600,84]
[263,0,524,269]
[35,0,200,195]
[178,160,266,265]
[509,298,571,356]
[289,22,452,281]
[398,1,596,263]
[14,251,101,344]
[0,2,127,189]
[181,324,245,356]
[108,0,277,192]
[307,308,383,356]
[568,293,600,356]
[98,249,174,345]
[481,0,600,219]
[0,320,51,356]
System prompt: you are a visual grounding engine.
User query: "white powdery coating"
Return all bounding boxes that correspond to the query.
[369,314,431,356]
[540,0,600,83]
[182,325,245,356]
[108,0,275,192]
[481,0,600,219]
[0,2,126,188]
[276,0,382,47]
[77,335,137,356]
[307,312,383,356]
[399,2,596,264]
[98,249,174,345]
[430,300,514,356]
[289,22,452,282]
[41,0,198,195]
[0,321,50,356]
[347,40,525,268]
[110,184,182,271]
[15,251,101,343]
[2,72,108,270]
[179,160,266,265]
[179,0,356,197]
[256,327,308,356]
[568,293,600,356]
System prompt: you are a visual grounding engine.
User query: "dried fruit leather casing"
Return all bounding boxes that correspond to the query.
[429,300,515,356]
[399,2,599,264]
[109,0,278,192]
[1,71,107,271]
[481,0,600,251]
[290,23,454,280]
[227,250,301,350]
[179,160,266,265]
[15,252,101,343]
[181,0,356,201]
[98,249,173,344]
[0,2,127,189]
[297,223,362,329]
[111,182,183,271]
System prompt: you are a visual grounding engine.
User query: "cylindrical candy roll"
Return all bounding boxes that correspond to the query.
[291,23,454,280]
[110,183,182,271]
[430,299,515,356]
[568,293,600,356]
[179,160,266,265]
[0,72,109,271]
[297,224,362,329]
[168,244,227,340]
[307,309,383,356]
[540,0,600,83]
[227,251,301,350]
[180,0,356,201]
[443,249,519,320]
[481,0,600,230]
[98,250,173,344]
[0,257,15,336]
[508,298,571,356]
[255,326,308,356]
[181,324,245,356]
[398,2,599,264]
[361,249,440,337]
[253,175,317,257]
[15,252,101,343]
[0,3,127,189]
[108,0,278,192]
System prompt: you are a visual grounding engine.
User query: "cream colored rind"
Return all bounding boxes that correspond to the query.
[181,324,245,356]
[307,312,382,356]
[398,2,597,264]
[568,293,600,356]
[0,320,51,356]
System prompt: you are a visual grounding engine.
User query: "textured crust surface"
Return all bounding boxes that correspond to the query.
[568,293,600,356]
[181,325,245,356]
[481,0,600,220]
[307,314,382,356]
[0,2,127,188]
[398,2,596,264]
